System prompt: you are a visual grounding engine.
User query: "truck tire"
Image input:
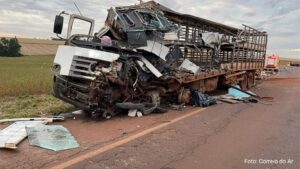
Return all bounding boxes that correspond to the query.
[240,74,248,90]
[247,72,255,88]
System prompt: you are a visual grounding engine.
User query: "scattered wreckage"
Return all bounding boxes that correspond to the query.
[52,1,268,118]
[0,116,65,149]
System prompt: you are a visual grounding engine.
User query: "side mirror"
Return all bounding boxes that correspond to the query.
[54,15,64,34]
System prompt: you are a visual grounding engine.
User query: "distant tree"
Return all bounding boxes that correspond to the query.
[0,37,22,57]
[8,38,21,56]
[0,38,8,56]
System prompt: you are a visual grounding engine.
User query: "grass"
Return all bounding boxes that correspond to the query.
[0,55,54,96]
[0,55,75,119]
[0,95,74,119]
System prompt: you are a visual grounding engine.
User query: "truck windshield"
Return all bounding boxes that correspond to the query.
[71,19,92,36]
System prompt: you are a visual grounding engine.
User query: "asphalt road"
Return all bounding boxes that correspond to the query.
[1,67,299,169]
[64,68,300,169]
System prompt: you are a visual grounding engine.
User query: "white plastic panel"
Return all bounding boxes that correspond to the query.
[179,59,200,74]
[54,46,74,76]
[0,121,47,149]
[137,40,169,61]
[54,45,120,77]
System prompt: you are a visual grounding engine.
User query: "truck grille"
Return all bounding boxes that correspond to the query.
[70,55,98,80]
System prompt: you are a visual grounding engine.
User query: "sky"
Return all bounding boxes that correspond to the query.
[0,0,299,58]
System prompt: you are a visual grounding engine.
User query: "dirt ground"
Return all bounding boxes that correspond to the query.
[0,67,299,169]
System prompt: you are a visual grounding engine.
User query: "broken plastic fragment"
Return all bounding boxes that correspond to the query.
[128,109,138,117]
[228,85,250,99]
[26,125,79,151]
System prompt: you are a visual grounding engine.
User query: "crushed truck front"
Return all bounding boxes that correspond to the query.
[52,1,267,118]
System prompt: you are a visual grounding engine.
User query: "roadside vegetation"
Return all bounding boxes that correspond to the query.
[0,55,53,96]
[0,95,74,119]
[0,37,21,56]
[0,55,74,119]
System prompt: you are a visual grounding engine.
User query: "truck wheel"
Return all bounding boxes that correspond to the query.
[240,74,248,90]
[247,72,255,88]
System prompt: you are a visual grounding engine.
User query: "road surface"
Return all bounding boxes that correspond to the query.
[0,67,299,169]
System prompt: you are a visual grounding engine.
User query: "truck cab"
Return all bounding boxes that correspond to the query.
[52,8,178,118]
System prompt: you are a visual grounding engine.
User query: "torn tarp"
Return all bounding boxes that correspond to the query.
[190,89,217,107]
[26,125,79,151]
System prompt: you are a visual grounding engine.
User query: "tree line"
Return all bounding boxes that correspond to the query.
[0,37,22,57]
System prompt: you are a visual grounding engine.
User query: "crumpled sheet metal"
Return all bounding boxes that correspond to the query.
[26,125,79,151]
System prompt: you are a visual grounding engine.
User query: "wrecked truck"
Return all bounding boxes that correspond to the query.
[52,1,268,118]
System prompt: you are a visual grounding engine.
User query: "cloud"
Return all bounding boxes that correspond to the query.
[0,0,299,57]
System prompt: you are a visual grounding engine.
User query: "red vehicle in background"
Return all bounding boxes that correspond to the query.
[265,54,280,72]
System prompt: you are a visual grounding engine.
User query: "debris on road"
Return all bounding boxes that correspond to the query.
[190,89,217,107]
[217,98,240,104]
[128,109,144,118]
[128,109,138,117]
[216,84,272,104]
[26,125,79,151]
[169,104,185,111]
[259,70,277,80]
[0,116,65,124]
[137,111,143,117]
[259,71,269,79]
[0,116,65,150]
[245,98,259,103]
[59,110,84,119]
[229,85,273,100]
[72,110,84,115]
[228,86,251,100]
[0,121,48,149]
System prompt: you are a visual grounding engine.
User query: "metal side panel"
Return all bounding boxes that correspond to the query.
[0,121,48,149]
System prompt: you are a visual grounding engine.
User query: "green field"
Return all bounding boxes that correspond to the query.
[0,55,74,119]
[0,55,53,96]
